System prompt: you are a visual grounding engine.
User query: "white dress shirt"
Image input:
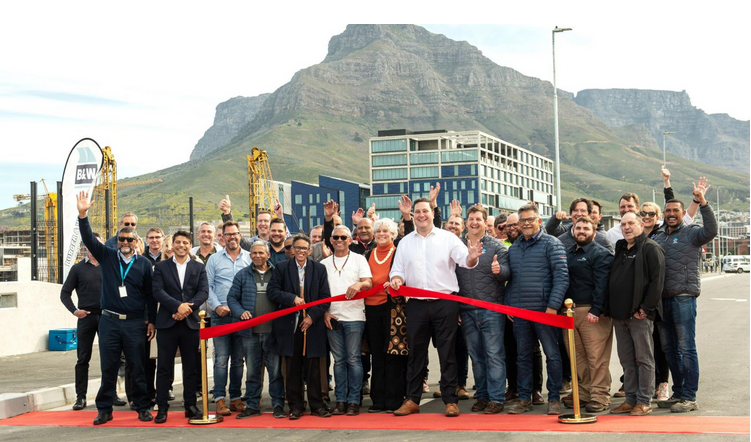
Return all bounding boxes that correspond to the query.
[390,225,476,299]
[173,255,190,289]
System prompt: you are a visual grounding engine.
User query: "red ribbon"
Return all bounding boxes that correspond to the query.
[200,285,573,340]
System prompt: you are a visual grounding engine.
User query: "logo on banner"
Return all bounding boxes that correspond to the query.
[74,147,98,186]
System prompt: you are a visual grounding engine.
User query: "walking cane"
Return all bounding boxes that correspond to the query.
[189,310,223,425]
[301,281,307,356]
[559,299,597,424]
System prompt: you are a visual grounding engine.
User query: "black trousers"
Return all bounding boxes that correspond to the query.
[96,316,148,412]
[405,299,458,405]
[75,313,100,399]
[285,327,324,413]
[156,320,199,409]
[365,301,408,410]
[505,316,543,392]
[125,338,157,402]
[653,323,669,385]
[456,323,469,387]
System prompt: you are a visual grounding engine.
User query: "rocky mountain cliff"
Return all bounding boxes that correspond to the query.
[574,89,749,173]
[190,94,269,160]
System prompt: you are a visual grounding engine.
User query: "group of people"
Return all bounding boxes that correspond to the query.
[62,164,715,425]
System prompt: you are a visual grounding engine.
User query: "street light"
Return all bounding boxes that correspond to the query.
[662,130,675,166]
[553,26,572,212]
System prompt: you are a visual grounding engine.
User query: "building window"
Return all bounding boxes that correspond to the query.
[310,205,317,217]
[400,183,405,193]
[441,149,478,163]
[372,154,408,167]
[467,192,474,204]
[309,194,313,204]
[470,165,476,175]
[411,167,439,179]
[461,181,466,190]
[410,152,439,165]
[372,139,408,153]
[316,194,320,204]
[423,182,430,192]
[413,183,420,192]
[373,168,408,181]
[295,195,302,205]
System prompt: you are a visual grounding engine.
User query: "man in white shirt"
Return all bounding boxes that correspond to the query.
[322,225,372,416]
[389,198,483,417]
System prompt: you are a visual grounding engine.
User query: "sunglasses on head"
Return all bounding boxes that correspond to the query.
[331,235,349,241]
[639,211,657,218]
[118,237,135,243]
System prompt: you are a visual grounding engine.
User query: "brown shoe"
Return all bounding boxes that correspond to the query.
[393,399,420,416]
[562,393,574,406]
[504,390,519,402]
[483,401,504,414]
[432,390,442,398]
[507,399,533,414]
[456,386,470,400]
[630,403,653,416]
[547,400,562,415]
[471,399,488,412]
[610,402,634,414]
[229,398,246,412]
[331,402,346,415]
[585,401,608,413]
[613,385,626,398]
[346,403,360,416]
[445,403,460,417]
[215,398,231,416]
[532,390,545,405]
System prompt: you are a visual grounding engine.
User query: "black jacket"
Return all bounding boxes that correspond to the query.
[152,258,209,330]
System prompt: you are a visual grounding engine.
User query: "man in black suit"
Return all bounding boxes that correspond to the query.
[151,231,209,424]
[267,234,331,420]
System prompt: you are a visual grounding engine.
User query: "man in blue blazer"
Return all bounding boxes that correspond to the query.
[151,231,209,423]
[267,234,331,419]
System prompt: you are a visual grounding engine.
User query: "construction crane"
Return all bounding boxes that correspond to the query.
[91,146,117,239]
[14,179,59,282]
[247,147,279,234]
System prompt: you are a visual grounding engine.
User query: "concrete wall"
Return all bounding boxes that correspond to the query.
[0,281,78,357]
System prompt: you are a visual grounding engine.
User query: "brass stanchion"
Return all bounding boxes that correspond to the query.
[189,311,223,425]
[558,299,597,424]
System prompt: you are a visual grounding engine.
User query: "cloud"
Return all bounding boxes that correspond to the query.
[19,90,130,106]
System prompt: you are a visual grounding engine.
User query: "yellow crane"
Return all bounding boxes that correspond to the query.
[14,179,59,282]
[246,147,279,233]
[91,146,118,239]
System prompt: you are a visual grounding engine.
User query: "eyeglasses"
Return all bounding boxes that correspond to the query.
[331,235,349,241]
[224,232,241,237]
[292,246,309,251]
[639,211,657,218]
[122,222,136,227]
[118,237,135,243]
[495,224,506,230]
[519,217,538,225]
[146,236,161,240]
[505,223,518,228]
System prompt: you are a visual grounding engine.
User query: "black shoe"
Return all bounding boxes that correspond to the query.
[129,401,137,411]
[289,409,302,420]
[154,409,168,424]
[185,405,201,419]
[368,406,384,413]
[138,410,153,422]
[236,408,261,419]
[331,401,347,415]
[72,398,86,411]
[93,411,113,425]
[346,403,360,416]
[113,397,127,407]
[312,408,331,418]
[168,390,176,401]
[273,406,287,419]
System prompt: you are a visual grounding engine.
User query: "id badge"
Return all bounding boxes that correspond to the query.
[119,285,128,298]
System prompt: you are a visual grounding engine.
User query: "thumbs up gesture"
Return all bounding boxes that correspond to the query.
[220,194,231,215]
[491,255,501,275]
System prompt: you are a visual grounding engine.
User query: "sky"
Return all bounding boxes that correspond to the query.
[1,1,748,211]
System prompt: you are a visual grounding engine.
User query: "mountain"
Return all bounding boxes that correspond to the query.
[574,89,750,174]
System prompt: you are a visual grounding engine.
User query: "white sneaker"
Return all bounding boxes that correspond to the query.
[422,380,430,393]
[656,382,670,402]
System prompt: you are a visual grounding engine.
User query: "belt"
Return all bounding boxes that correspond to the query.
[102,310,139,320]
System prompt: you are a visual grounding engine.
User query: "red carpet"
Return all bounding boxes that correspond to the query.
[1,411,748,435]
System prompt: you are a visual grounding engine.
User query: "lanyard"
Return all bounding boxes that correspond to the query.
[119,258,135,287]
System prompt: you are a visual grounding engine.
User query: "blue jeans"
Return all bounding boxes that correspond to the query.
[659,295,699,401]
[461,309,507,403]
[513,318,562,402]
[211,313,244,401]
[327,320,365,404]
[242,332,285,410]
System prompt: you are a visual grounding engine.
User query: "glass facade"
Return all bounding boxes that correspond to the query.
[372,139,407,153]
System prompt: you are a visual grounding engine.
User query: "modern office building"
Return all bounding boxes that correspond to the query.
[367,129,556,221]
[289,175,370,233]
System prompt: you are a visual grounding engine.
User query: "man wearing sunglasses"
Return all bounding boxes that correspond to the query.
[76,192,156,426]
[104,212,139,248]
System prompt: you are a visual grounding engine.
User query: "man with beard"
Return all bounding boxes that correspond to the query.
[152,231,208,424]
[206,221,251,416]
[546,198,613,253]
[390,198,484,418]
[653,182,716,413]
[76,192,156,425]
[606,212,664,416]
[268,218,289,265]
[562,217,614,413]
[284,237,295,260]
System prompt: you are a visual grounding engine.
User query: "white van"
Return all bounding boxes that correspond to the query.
[723,255,751,273]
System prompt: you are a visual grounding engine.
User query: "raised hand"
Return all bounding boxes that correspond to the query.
[467,239,484,263]
[692,177,710,204]
[351,207,365,225]
[429,182,441,206]
[661,166,671,187]
[219,194,231,215]
[76,191,93,217]
[398,195,413,220]
[555,211,569,221]
[323,200,339,221]
[274,198,283,219]
[367,202,376,220]
[491,255,501,274]
[450,200,462,217]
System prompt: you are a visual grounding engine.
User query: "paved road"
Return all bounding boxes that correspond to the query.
[1,274,748,440]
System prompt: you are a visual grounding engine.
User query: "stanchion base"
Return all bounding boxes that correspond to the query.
[189,415,224,425]
[558,413,598,424]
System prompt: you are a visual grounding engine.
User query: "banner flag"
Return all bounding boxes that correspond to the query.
[61,138,103,281]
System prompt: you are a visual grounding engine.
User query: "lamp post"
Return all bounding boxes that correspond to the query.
[553,26,572,212]
[716,187,722,260]
[662,131,675,166]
